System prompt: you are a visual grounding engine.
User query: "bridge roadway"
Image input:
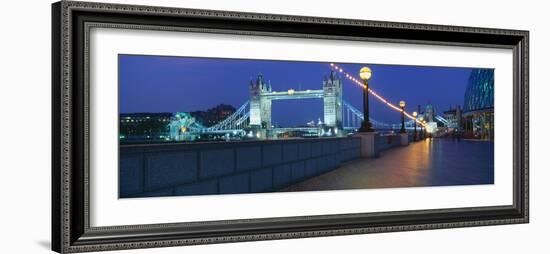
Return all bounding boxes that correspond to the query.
[281,138,494,191]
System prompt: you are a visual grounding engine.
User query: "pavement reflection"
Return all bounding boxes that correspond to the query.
[282,138,494,192]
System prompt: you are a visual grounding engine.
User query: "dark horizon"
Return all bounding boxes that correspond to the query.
[119,54,482,126]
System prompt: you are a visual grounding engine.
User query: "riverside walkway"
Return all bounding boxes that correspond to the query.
[282,138,494,192]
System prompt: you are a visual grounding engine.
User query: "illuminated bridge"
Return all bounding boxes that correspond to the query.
[169,64,448,141]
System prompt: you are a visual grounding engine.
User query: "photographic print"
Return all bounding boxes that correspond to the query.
[52,3,529,252]
[118,55,494,198]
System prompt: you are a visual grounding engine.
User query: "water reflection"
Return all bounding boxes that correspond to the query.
[283,138,494,192]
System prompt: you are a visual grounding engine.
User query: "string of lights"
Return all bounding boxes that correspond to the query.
[329,63,426,127]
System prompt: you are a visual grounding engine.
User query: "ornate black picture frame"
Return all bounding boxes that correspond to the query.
[52,1,529,253]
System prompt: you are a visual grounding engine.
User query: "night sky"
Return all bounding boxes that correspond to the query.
[119,55,475,126]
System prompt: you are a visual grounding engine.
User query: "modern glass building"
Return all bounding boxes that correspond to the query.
[462,69,494,140]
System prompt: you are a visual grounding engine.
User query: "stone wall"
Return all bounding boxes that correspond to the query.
[375,134,402,152]
[375,132,426,153]
[120,137,361,198]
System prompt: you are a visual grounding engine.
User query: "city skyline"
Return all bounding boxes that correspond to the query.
[119,54,480,126]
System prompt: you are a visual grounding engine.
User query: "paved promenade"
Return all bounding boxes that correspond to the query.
[282,138,494,192]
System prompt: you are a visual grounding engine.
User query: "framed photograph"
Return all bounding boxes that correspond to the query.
[52,1,529,253]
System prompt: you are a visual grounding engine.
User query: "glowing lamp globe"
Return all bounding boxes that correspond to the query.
[359,67,372,81]
[413,111,418,117]
[399,100,406,108]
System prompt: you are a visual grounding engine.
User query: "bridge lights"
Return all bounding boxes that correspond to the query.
[358,67,375,132]
[399,100,406,133]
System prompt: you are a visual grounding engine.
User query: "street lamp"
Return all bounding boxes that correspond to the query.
[413,111,418,141]
[358,67,375,132]
[399,100,406,133]
[419,116,424,139]
[422,120,427,138]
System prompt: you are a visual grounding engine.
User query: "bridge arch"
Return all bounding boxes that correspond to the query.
[248,71,343,132]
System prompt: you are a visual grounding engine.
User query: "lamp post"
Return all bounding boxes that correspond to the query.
[422,120,427,138]
[399,100,406,133]
[419,116,424,139]
[413,111,418,141]
[358,67,375,132]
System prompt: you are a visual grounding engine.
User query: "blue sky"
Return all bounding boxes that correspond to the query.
[119,55,475,126]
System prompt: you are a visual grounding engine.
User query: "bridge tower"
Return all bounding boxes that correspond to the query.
[323,70,343,129]
[425,103,435,122]
[249,74,272,129]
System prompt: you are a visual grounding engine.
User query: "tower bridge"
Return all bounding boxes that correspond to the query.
[169,70,449,141]
[248,71,343,132]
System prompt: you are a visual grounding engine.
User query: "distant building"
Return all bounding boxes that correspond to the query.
[442,105,462,130]
[462,69,494,140]
[190,104,236,127]
[119,112,172,141]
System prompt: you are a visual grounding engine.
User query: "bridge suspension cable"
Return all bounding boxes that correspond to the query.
[434,115,449,125]
[330,63,426,127]
[342,100,393,129]
[205,101,250,131]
